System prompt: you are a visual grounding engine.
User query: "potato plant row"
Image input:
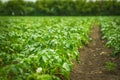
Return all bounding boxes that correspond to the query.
[0,17,94,80]
[99,17,120,56]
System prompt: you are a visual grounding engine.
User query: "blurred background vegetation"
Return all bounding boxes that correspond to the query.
[0,0,120,16]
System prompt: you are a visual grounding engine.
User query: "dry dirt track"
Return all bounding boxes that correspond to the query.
[70,26,120,80]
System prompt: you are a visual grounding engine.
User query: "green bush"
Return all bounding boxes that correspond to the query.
[0,0,120,16]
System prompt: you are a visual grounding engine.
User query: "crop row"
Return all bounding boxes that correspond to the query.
[0,17,94,80]
[99,17,120,56]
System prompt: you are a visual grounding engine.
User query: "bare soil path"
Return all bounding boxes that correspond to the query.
[70,26,120,80]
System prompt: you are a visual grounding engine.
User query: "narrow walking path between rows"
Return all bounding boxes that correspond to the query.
[70,26,120,80]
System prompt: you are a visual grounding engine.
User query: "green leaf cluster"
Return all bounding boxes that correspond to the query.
[0,17,94,80]
[99,17,120,56]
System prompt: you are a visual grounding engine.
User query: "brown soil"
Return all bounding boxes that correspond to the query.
[70,26,120,80]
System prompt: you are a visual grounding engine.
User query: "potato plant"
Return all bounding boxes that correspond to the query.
[99,17,120,56]
[0,17,94,80]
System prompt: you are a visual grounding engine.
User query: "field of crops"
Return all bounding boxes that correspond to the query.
[0,16,119,80]
[0,17,94,80]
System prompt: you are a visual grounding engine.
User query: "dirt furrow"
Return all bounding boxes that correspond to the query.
[70,26,120,80]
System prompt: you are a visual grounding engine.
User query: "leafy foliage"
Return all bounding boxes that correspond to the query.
[27,74,60,80]
[0,17,94,80]
[0,0,120,16]
[99,17,120,56]
[105,62,117,71]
